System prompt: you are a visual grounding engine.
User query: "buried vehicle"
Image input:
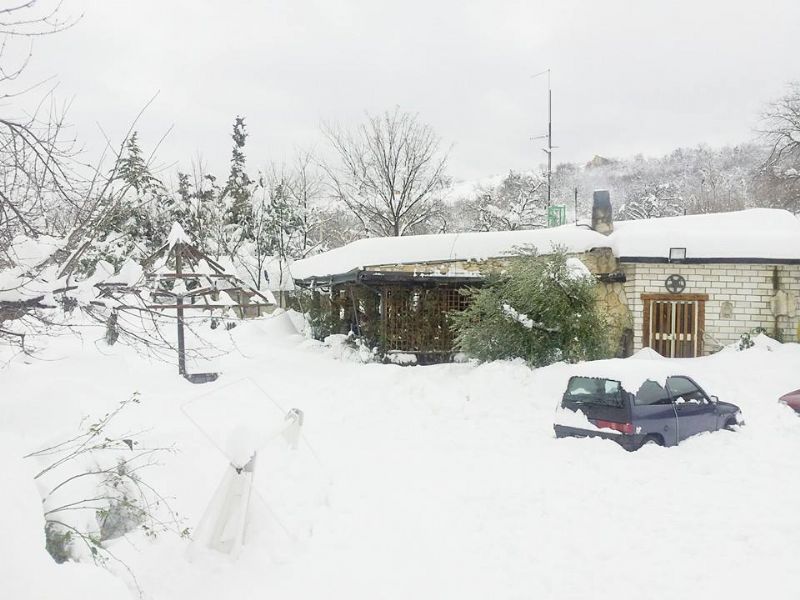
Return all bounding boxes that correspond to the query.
[779,389,800,414]
[554,374,744,451]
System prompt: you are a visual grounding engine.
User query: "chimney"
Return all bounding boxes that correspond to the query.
[591,190,613,235]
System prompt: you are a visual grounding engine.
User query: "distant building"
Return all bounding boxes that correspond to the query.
[292,197,800,362]
[585,155,615,169]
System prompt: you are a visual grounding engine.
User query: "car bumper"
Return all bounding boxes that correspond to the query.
[779,400,800,414]
[554,424,647,452]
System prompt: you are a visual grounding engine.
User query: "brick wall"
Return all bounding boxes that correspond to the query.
[623,262,800,354]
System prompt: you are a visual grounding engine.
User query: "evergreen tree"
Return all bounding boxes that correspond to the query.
[78,132,167,274]
[118,132,160,195]
[450,249,610,366]
[171,172,193,226]
[222,116,254,234]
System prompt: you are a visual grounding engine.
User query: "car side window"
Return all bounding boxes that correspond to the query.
[635,380,671,405]
[666,377,708,404]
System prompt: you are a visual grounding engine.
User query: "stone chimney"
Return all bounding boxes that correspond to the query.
[591,190,613,235]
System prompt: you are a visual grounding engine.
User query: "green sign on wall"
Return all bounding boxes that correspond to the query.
[547,205,566,227]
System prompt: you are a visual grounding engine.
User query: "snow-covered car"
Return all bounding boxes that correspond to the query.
[779,389,800,413]
[554,374,744,451]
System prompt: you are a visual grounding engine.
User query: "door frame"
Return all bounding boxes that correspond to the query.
[641,293,708,357]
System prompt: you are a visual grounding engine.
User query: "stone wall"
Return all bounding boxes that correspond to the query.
[623,262,800,354]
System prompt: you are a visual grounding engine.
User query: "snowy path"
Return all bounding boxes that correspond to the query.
[2,316,800,599]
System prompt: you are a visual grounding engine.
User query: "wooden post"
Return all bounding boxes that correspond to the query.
[176,243,186,376]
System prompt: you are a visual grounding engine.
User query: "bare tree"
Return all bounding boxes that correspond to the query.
[618,181,684,220]
[460,171,547,232]
[0,3,166,352]
[287,150,325,256]
[756,82,800,213]
[323,108,449,237]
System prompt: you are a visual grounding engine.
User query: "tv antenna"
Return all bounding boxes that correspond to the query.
[531,69,555,207]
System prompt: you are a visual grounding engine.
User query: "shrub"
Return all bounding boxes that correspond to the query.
[737,326,768,350]
[25,394,188,568]
[450,248,610,366]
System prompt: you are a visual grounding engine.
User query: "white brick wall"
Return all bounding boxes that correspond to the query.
[623,262,800,355]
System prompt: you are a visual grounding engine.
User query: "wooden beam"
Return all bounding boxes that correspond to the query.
[641,293,709,302]
[121,304,273,310]
[145,272,234,279]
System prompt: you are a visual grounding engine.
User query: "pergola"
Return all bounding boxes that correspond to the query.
[113,223,275,378]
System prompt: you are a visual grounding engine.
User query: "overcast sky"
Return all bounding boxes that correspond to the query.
[13,0,800,182]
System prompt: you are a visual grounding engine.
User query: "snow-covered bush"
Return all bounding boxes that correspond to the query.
[323,332,378,363]
[737,326,769,350]
[25,394,187,566]
[308,304,340,341]
[450,249,610,366]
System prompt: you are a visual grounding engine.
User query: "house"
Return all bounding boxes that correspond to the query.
[292,192,800,361]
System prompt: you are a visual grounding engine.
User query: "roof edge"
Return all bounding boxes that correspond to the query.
[620,256,800,265]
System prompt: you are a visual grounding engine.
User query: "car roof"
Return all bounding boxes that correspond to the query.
[567,358,690,393]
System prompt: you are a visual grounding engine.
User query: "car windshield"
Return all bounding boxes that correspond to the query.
[564,377,624,408]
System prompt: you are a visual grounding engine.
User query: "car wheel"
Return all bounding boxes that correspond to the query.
[639,435,663,449]
[724,418,739,431]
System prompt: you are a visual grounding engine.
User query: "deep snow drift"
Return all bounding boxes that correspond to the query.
[1,313,800,600]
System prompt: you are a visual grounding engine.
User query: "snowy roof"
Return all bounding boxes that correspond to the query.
[291,226,609,281]
[610,209,800,262]
[291,208,800,281]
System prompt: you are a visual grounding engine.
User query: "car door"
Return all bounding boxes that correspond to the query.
[666,376,717,441]
[631,380,679,446]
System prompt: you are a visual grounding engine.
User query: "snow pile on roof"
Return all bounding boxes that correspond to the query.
[292,208,800,280]
[610,208,800,260]
[291,226,608,280]
[167,221,192,248]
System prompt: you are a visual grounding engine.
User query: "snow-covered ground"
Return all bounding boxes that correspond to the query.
[2,314,800,599]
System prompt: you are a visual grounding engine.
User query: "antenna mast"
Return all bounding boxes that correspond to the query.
[532,69,554,208]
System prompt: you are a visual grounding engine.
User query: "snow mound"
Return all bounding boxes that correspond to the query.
[323,333,377,363]
[0,435,133,599]
[723,332,785,353]
[260,310,301,338]
[628,347,665,360]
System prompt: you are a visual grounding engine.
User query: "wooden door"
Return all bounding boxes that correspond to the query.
[642,294,707,358]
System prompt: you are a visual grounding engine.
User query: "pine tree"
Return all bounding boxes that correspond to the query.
[222,116,254,234]
[450,249,610,366]
[79,132,167,274]
[118,132,160,194]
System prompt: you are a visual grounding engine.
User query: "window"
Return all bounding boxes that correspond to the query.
[635,380,672,405]
[564,377,624,407]
[666,376,708,404]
